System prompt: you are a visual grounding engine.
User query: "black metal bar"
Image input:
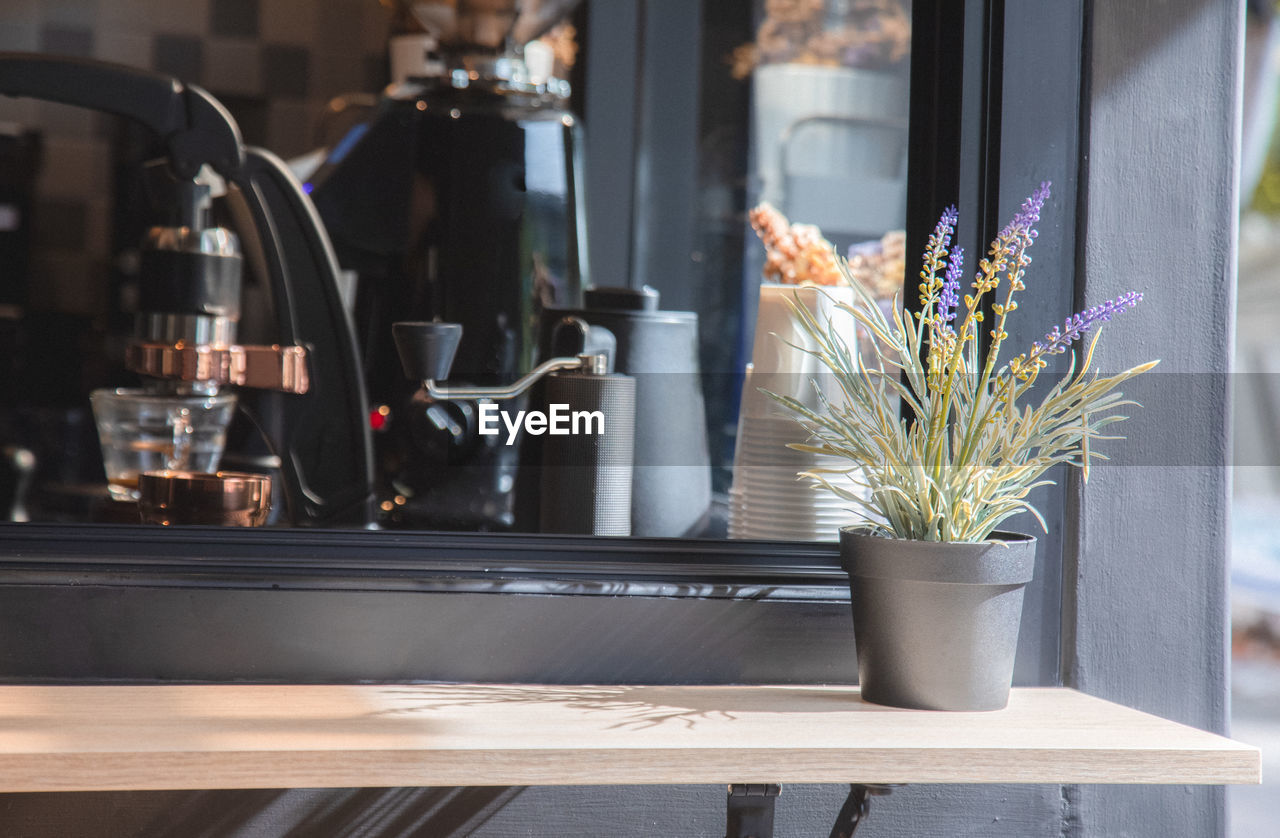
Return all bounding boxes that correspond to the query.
[0,523,847,595]
[902,0,968,428]
[0,52,244,178]
[976,0,1005,247]
[902,0,1007,415]
[974,0,1005,359]
[905,0,1005,284]
[726,783,781,838]
[828,784,899,837]
[905,0,967,275]
[1071,0,1095,323]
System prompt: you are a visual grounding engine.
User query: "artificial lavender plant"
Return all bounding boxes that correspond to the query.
[769,182,1158,542]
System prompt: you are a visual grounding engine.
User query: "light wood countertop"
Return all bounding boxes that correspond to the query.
[0,684,1259,791]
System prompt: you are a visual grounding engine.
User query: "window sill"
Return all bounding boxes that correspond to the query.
[0,683,1258,791]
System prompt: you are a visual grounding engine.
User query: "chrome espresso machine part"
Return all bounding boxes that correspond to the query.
[124,164,308,395]
[309,0,584,530]
[0,53,374,526]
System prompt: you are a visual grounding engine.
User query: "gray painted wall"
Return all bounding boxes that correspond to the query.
[1062,1,1241,836]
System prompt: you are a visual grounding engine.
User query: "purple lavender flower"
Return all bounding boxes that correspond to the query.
[1034,291,1143,355]
[1000,181,1052,244]
[935,204,959,247]
[920,204,959,283]
[938,245,963,325]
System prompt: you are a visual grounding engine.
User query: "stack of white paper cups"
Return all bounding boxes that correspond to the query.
[729,284,871,541]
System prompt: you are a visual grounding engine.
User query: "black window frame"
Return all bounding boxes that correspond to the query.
[0,0,1025,669]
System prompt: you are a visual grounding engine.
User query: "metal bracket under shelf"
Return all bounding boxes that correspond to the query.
[724,783,900,838]
[726,783,781,838]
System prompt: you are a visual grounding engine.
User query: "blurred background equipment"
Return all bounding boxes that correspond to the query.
[308,0,586,530]
[0,52,374,526]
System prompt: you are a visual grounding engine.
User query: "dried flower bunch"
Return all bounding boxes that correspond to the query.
[768,183,1159,542]
[732,0,911,79]
[750,203,903,298]
[749,203,844,286]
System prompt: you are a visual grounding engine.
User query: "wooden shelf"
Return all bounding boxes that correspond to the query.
[0,684,1258,792]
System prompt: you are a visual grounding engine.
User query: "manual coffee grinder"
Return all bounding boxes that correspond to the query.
[392,319,634,536]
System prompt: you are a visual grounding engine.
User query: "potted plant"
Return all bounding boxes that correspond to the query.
[766,183,1157,710]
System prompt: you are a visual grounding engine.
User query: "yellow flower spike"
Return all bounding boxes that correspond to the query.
[992,304,1005,316]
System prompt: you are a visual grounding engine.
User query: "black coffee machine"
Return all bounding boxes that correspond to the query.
[0,53,374,526]
[309,1,584,530]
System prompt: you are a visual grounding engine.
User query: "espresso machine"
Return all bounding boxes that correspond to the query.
[0,53,375,527]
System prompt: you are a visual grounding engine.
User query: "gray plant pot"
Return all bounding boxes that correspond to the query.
[839,527,1037,711]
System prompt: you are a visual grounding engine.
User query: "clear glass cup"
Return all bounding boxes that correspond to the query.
[89,388,238,502]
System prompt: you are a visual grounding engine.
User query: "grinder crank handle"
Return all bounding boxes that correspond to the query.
[392,321,604,400]
[0,52,243,179]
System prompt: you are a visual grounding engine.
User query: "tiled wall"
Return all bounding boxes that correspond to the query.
[0,0,391,315]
